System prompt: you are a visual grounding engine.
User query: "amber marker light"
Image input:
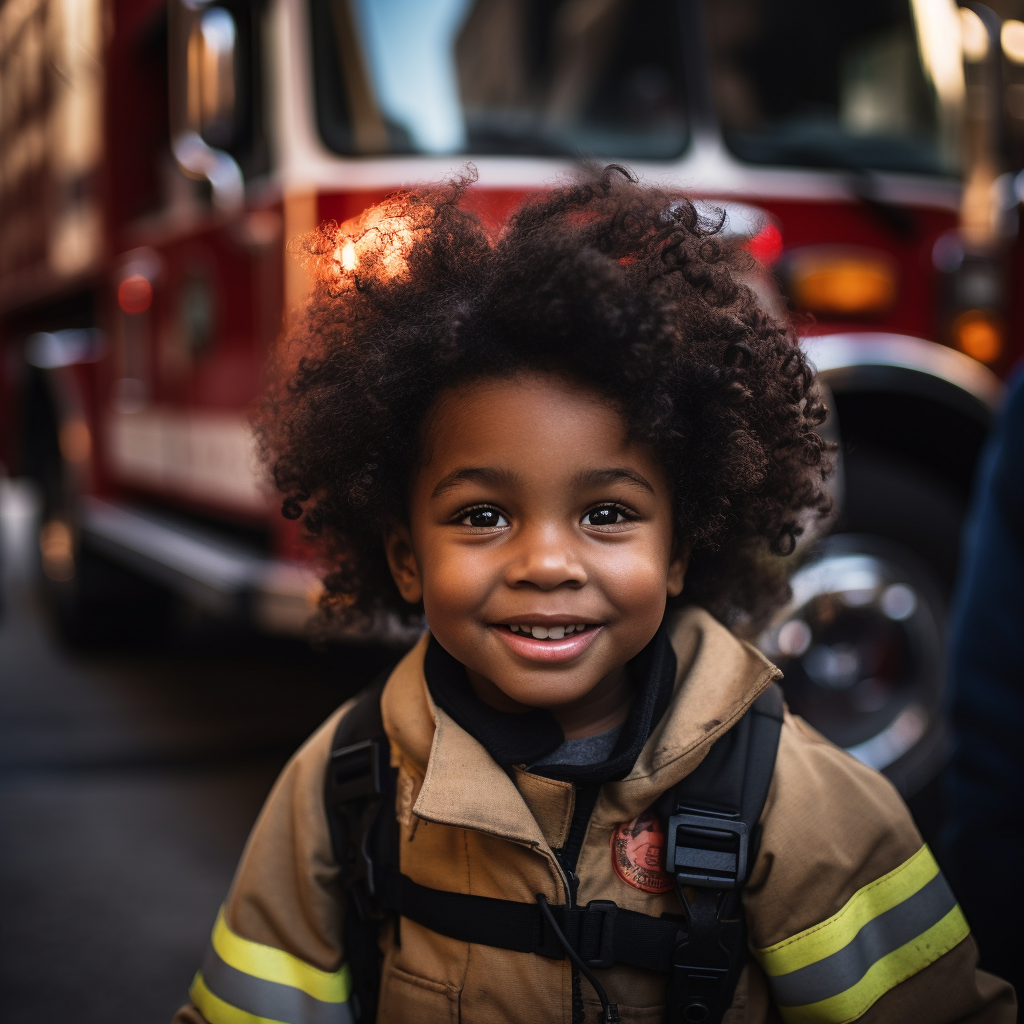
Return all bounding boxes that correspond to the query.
[786,247,898,317]
[118,274,153,314]
[59,419,92,464]
[951,309,1004,364]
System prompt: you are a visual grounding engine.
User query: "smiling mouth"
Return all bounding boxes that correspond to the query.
[502,623,595,640]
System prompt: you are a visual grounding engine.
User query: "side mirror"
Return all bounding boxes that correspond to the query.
[189,6,237,148]
[169,0,244,214]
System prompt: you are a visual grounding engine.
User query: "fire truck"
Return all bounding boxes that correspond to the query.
[0,0,1017,798]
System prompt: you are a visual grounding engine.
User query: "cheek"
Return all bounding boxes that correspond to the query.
[418,544,493,624]
[598,538,675,607]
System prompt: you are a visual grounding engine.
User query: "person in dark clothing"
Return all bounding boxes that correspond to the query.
[944,366,1024,1001]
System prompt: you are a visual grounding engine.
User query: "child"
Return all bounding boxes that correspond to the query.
[174,168,1014,1024]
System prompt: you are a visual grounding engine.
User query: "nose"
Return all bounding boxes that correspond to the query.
[506,521,587,590]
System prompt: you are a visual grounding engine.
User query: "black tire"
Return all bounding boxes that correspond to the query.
[38,524,172,649]
[841,450,966,590]
[761,450,964,806]
[36,461,170,649]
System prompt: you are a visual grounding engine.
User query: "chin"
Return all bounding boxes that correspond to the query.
[494,678,594,710]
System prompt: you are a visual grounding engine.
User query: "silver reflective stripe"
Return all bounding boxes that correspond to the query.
[769,871,959,1008]
[201,946,355,1024]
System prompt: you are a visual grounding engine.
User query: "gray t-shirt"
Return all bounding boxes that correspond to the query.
[529,723,624,768]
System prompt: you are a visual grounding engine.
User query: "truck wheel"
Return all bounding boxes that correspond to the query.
[38,518,171,648]
[760,451,964,800]
[36,452,170,648]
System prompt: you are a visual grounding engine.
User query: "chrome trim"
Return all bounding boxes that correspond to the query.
[172,131,245,213]
[801,333,1003,422]
[168,0,244,214]
[80,497,315,633]
[79,498,413,640]
[25,329,104,369]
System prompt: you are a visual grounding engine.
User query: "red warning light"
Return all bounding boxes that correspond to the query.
[745,223,783,267]
[118,275,153,314]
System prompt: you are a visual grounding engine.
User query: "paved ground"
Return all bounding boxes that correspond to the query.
[0,483,397,1024]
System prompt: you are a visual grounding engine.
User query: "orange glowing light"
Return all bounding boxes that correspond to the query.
[118,275,153,314]
[952,310,1003,363]
[337,240,358,271]
[291,194,430,294]
[39,520,75,582]
[59,420,92,464]
[788,248,897,316]
[329,212,416,283]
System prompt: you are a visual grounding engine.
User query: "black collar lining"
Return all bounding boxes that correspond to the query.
[424,625,677,784]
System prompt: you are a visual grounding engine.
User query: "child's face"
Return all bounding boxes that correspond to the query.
[385,373,686,715]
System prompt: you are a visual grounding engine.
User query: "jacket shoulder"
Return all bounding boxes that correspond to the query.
[748,710,922,947]
[222,699,354,960]
[745,712,1015,1023]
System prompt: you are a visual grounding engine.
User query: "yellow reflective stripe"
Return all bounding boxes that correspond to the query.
[776,904,970,1024]
[211,909,351,1004]
[758,845,940,976]
[190,971,287,1024]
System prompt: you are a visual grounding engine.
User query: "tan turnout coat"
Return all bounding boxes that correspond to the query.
[175,608,1015,1024]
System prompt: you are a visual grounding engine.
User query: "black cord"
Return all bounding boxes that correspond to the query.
[536,894,620,1024]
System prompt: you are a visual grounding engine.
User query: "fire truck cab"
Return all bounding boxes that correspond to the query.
[0,0,1014,797]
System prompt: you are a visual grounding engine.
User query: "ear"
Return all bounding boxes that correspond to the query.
[666,540,690,599]
[384,523,423,603]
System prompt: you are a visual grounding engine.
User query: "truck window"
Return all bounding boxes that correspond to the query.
[703,0,963,176]
[309,0,689,159]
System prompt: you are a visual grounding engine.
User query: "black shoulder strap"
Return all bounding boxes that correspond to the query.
[323,670,396,1023]
[662,682,785,1024]
[324,678,784,1024]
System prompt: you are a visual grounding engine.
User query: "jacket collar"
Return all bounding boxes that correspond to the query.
[422,626,677,783]
[380,607,781,848]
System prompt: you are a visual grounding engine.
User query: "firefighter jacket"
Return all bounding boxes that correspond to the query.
[173,607,1016,1024]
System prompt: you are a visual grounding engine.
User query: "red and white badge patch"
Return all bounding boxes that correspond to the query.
[611,810,673,893]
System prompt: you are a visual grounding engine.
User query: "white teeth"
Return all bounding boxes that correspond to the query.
[507,623,590,639]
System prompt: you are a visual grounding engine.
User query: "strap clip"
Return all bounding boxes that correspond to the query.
[536,899,620,968]
[329,738,385,803]
[328,738,388,899]
[580,900,619,970]
[667,962,732,1024]
[666,812,749,890]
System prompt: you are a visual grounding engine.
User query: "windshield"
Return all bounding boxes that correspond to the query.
[702,0,964,176]
[309,0,689,159]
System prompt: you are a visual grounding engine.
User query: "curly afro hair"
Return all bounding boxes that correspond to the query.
[257,165,834,633]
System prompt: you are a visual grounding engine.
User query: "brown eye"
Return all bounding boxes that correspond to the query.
[461,508,507,528]
[584,506,627,527]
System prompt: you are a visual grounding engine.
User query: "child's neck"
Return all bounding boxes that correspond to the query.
[465,665,634,740]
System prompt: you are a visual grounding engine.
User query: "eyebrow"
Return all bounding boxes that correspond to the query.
[430,465,656,500]
[573,467,656,495]
[430,466,523,499]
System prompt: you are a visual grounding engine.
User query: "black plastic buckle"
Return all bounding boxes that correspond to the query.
[667,813,749,890]
[535,900,620,968]
[581,900,619,970]
[330,738,385,803]
[667,962,731,1024]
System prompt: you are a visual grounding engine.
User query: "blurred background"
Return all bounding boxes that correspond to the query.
[1,0,1022,1019]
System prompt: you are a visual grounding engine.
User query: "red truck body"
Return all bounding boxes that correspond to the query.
[0,0,1014,792]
